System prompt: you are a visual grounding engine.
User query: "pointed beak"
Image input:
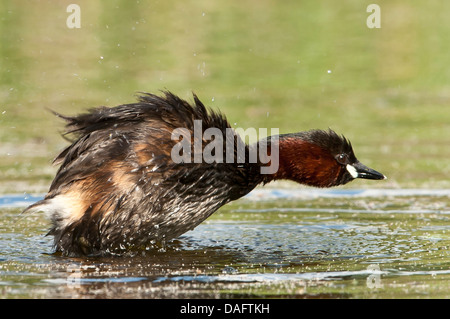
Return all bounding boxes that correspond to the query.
[346,162,387,180]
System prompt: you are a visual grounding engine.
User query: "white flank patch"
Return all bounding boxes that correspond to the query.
[346,164,359,178]
[34,194,86,228]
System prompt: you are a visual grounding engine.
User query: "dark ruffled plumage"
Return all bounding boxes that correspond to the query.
[24,91,385,256]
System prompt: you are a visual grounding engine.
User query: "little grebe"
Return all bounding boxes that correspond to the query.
[24,91,385,256]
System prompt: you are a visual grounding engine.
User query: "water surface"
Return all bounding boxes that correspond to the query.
[1,2,450,299]
[1,188,449,299]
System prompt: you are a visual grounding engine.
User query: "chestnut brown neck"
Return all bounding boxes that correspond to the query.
[260,135,343,188]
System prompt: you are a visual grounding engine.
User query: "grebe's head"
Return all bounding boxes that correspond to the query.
[277,129,386,187]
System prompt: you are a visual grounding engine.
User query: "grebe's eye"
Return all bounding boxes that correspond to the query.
[336,154,348,165]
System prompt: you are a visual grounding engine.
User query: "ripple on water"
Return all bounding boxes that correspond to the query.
[1,189,449,298]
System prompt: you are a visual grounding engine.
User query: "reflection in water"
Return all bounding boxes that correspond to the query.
[1,189,449,298]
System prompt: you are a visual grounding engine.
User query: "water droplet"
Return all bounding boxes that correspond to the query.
[222,266,238,274]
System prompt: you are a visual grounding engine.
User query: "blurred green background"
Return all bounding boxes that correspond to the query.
[0,0,449,193]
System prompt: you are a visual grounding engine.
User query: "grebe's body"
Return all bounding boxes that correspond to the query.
[25,92,385,256]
